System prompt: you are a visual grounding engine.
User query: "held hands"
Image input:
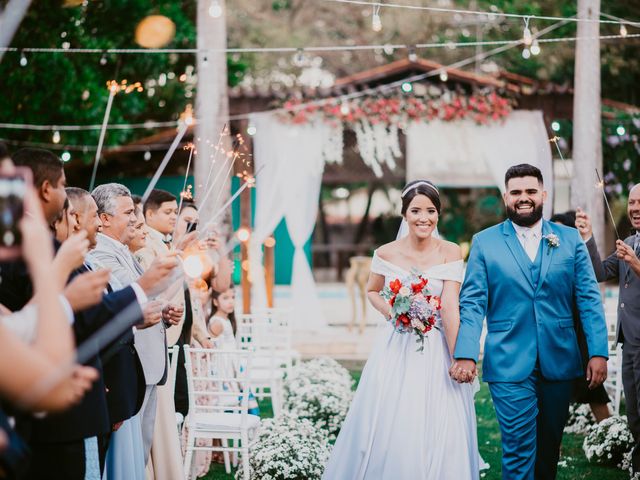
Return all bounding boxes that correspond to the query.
[449,359,477,384]
[615,240,640,268]
[586,356,608,389]
[137,252,180,297]
[139,300,164,329]
[54,231,90,273]
[575,207,593,241]
[162,303,184,326]
[63,269,110,312]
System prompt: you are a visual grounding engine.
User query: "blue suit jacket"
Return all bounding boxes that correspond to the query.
[454,219,608,383]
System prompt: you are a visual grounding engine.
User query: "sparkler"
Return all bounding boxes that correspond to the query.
[549,136,572,181]
[595,168,620,240]
[141,106,193,203]
[89,80,143,191]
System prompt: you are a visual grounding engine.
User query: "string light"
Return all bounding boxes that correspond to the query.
[439,70,448,82]
[19,52,27,67]
[99,54,107,65]
[408,46,417,62]
[551,121,561,132]
[322,0,637,26]
[620,23,628,37]
[522,47,531,59]
[617,125,626,136]
[530,39,541,55]
[144,150,151,161]
[236,227,251,242]
[372,5,382,32]
[52,130,61,144]
[401,81,413,93]
[208,0,223,18]
[61,151,71,162]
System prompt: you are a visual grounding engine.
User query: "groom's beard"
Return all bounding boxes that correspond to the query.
[506,202,544,227]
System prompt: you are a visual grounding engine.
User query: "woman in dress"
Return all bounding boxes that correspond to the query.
[323,180,479,480]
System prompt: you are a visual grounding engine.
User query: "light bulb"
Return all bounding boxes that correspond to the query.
[551,121,561,132]
[236,227,250,243]
[439,70,448,82]
[61,151,71,162]
[208,0,222,18]
[620,24,628,38]
[183,255,205,278]
[52,130,61,144]
[372,13,382,32]
[617,125,626,136]
[408,47,417,62]
[530,40,541,56]
[144,150,151,161]
[401,82,413,93]
[19,53,27,67]
[247,124,257,136]
[522,48,531,59]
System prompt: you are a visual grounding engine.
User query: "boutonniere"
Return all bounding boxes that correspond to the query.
[543,233,560,252]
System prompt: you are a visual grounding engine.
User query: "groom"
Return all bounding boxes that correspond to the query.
[452,164,609,479]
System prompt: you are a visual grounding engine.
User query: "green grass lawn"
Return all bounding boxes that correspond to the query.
[203,367,626,480]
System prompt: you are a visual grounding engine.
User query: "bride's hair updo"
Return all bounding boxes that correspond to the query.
[400,180,441,215]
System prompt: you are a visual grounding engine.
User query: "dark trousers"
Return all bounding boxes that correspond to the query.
[173,337,189,418]
[25,434,109,480]
[622,343,640,472]
[490,368,573,480]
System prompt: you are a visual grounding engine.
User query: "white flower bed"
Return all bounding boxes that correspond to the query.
[564,404,597,434]
[583,415,634,466]
[283,357,354,441]
[236,413,331,480]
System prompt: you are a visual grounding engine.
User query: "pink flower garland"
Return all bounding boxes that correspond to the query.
[280,91,512,127]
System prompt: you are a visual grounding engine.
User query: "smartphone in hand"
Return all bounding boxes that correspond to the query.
[0,167,31,260]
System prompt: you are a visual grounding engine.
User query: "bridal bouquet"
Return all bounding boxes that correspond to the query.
[380,272,442,352]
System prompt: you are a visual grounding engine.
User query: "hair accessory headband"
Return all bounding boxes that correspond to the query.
[401,181,439,198]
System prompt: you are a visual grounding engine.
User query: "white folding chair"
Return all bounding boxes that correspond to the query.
[168,345,184,430]
[182,346,260,480]
[236,319,284,416]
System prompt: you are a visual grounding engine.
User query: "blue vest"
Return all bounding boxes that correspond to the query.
[527,241,544,287]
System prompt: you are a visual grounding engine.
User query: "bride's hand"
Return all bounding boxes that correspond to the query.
[449,359,477,383]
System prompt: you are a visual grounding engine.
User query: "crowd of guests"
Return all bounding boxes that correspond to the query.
[0,141,237,480]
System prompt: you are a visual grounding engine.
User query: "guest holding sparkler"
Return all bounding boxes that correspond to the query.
[577,183,640,474]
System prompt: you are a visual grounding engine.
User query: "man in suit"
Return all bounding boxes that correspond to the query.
[87,183,181,463]
[577,183,640,472]
[0,150,149,479]
[452,164,609,479]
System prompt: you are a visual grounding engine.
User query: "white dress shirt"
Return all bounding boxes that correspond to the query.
[512,220,543,262]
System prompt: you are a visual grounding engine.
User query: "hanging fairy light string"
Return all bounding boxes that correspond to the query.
[595,168,621,240]
[89,79,144,191]
[322,0,639,25]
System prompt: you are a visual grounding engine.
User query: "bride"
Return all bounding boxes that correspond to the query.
[322,180,479,479]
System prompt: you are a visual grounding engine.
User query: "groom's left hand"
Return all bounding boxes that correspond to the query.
[586,356,607,389]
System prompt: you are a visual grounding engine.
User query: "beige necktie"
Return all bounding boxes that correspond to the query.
[522,230,538,262]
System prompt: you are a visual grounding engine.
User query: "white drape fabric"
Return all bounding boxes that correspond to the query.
[249,113,333,328]
[406,110,554,217]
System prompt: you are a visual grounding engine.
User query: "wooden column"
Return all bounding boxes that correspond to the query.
[235,119,253,314]
[264,237,275,308]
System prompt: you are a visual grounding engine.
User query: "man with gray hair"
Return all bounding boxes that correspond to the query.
[88,183,181,464]
[576,183,640,474]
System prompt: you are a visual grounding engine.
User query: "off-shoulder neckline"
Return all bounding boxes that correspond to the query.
[373,250,463,274]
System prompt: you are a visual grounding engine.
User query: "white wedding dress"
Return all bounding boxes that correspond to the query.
[322,252,479,480]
